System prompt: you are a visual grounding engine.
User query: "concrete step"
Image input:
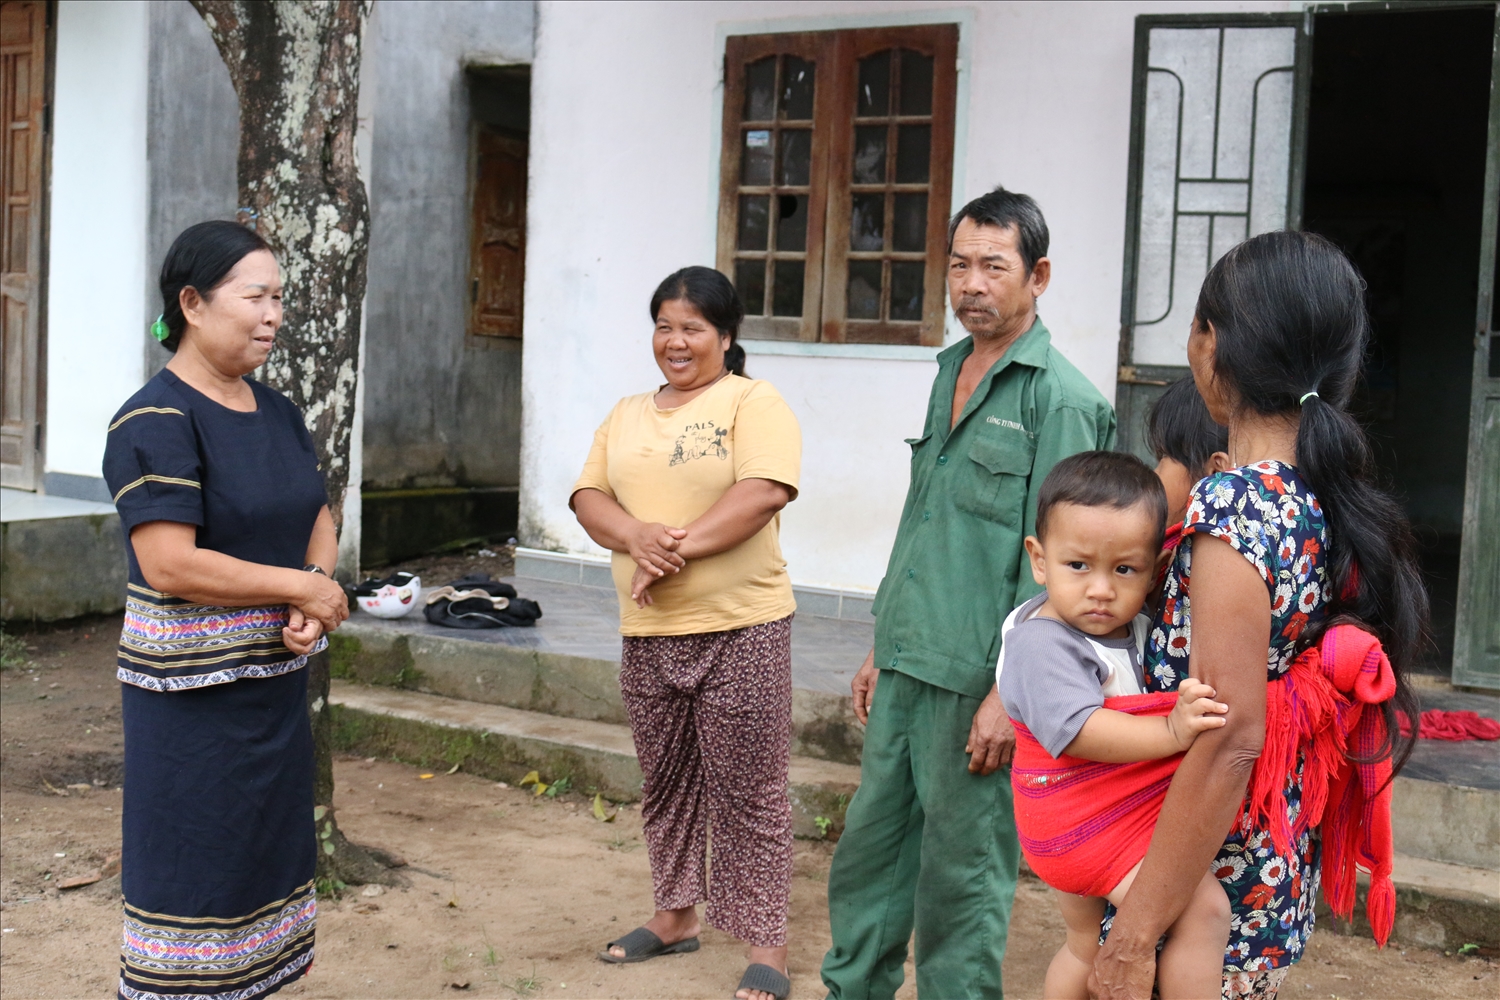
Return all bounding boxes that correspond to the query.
[327,681,862,840]
[327,679,1500,950]
[331,577,1499,876]
[1315,853,1499,952]
[1,487,125,621]
[329,579,870,766]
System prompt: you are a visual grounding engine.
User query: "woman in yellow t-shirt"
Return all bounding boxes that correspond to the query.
[572,266,801,1000]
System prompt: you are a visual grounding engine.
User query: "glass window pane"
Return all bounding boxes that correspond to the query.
[744,57,775,121]
[890,261,924,321]
[847,261,883,319]
[736,259,766,316]
[895,125,931,184]
[852,125,887,184]
[772,260,805,317]
[780,56,815,120]
[741,129,772,186]
[776,194,807,252]
[737,195,769,250]
[898,50,934,116]
[779,129,811,186]
[893,192,927,252]
[857,51,890,117]
[850,194,885,252]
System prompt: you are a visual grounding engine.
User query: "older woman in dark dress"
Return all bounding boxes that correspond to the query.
[103,221,349,1000]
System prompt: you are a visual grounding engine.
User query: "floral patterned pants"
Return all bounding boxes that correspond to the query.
[619,615,794,948]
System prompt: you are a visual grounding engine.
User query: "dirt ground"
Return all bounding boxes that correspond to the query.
[1,618,1494,1000]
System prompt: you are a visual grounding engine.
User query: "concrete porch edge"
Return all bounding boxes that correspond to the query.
[513,547,877,622]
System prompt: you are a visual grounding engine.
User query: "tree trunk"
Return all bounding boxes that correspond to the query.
[191,0,391,887]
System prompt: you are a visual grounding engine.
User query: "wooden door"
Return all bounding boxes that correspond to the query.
[0,0,46,489]
[468,127,526,338]
[1452,15,1500,690]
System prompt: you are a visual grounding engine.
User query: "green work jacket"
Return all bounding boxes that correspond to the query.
[871,317,1117,699]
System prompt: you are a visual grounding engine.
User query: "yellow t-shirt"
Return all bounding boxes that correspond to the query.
[572,375,801,636]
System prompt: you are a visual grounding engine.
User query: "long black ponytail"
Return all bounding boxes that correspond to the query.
[1195,230,1426,774]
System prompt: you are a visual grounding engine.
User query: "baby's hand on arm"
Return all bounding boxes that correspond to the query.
[1165,678,1227,751]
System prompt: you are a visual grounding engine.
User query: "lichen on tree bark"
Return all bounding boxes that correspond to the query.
[191,0,392,887]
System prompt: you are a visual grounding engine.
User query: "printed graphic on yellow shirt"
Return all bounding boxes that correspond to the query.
[669,422,729,466]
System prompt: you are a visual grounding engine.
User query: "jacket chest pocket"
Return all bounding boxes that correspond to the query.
[953,431,1035,528]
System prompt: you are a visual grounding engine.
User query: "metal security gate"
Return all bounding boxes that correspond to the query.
[1115,14,1307,461]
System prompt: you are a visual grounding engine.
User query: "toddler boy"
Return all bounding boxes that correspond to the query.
[997,451,1230,1000]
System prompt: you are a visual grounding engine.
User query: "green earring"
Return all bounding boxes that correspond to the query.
[150,315,169,342]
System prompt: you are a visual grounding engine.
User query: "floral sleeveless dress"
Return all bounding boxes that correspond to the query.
[1145,461,1331,998]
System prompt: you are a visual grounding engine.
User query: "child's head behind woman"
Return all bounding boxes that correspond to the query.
[1147,376,1229,525]
[1189,229,1426,769]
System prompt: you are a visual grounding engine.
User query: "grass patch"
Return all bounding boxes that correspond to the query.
[0,629,32,671]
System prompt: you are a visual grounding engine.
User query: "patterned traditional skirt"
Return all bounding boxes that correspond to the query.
[118,589,317,1000]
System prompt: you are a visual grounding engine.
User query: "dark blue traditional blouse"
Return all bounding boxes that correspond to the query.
[102,368,328,691]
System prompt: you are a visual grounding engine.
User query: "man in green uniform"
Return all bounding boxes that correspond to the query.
[820,188,1117,999]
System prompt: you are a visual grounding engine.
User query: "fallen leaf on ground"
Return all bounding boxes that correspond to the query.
[592,793,616,823]
[419,774,435,780]
[57,872,102,890]
[519,771,540,787]
[445,762,461,775]
[448,981,470,990]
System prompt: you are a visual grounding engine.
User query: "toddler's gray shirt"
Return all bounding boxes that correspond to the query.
[996,592,1149,757]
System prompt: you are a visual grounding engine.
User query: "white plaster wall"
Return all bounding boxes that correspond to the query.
[46,1,150,481]
[523,0,1292,591]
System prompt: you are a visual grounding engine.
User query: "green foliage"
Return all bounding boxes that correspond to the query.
[510,966,543,994]
[544,775,571,798]
[0,629,31,671]
[314,876,347,897]
[813,815,833,838]
[1458,943,1480,956]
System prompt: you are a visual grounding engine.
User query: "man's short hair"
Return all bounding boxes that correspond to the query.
[1146,376,1228,475]
[947,186,1050,273]
[1034,451,1167,550]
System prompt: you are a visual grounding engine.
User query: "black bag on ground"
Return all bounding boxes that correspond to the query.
[422,573,542,629]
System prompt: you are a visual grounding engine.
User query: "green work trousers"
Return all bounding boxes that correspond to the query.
[820,669,1020,1000]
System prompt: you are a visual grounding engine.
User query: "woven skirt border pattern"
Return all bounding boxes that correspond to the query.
[118,879,316,1000]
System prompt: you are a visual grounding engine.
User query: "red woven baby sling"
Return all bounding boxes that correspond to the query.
[1009,623,1397,946]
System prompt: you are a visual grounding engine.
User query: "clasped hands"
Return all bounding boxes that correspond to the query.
[627,520,690,607]
[283,570,349,655]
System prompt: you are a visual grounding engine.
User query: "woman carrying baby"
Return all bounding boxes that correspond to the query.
[1090,231,1426,999]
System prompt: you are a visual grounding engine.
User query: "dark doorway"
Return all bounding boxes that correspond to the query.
[1302,5,1494,676]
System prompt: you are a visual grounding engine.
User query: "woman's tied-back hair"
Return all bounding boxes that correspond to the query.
[158,220,273,353]
[1147,375,1228,474]
[1195,229,1425,772]
[1034,451,1168,551]
[649,266,747,378]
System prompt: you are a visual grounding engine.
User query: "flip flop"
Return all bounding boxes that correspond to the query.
[597,926,701,964]
[733,963,790,1000]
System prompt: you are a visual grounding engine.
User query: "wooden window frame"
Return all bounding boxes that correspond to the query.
[716,24,958,347]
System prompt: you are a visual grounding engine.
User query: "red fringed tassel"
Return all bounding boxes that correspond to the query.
[1366,875,1396,948]
[1241,625,1397,948]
